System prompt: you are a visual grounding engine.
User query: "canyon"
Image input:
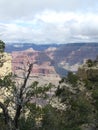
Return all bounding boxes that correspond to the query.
[5,43,98,84]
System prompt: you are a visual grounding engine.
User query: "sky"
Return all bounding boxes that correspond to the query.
[0,0,98,44]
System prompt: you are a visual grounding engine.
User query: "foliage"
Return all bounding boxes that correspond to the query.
[0,40,98,130]
[0,40,5,53]
[0,40,5,67]
[55,67,98,130]
[0,40,53,130]
[41,105,67,130]
[86,59,94,67]
[65,71,79,86]
[0,72,52,130]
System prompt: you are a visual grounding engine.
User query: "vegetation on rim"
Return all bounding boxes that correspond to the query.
[0,40,98,130]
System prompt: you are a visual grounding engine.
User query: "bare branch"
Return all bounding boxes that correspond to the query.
[0,102,10,124]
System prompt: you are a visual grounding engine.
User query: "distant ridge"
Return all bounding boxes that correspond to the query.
[5,43,61,52]
[5,42,98,53]
[11,42,98,77]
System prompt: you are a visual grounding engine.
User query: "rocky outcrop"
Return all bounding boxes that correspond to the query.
[0,53,12,77]
[77,59,98,80]
[12,49,56,75]
[11,43,98,78]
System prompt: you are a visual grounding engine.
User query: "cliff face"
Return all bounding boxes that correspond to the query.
[77,60,98,80]
[0,53,12,77]
[78,68,98,80]
[10,43,98,79]
[53,43,98,63]
[12,48,58,75]
[12,48,60,85]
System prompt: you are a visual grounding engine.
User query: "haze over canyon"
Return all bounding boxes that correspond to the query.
[4,43,98,84]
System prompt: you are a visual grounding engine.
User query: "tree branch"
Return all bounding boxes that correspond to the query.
[14,63,33,128]
[0,102,10,124]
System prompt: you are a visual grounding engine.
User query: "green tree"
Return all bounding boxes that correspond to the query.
[86,59,94,67]
[66,71,79,86]
[0,40,5,67]
[56,68,98,130]
[41,104,67,130]
[0,41,52,130]
[0,40,5,53]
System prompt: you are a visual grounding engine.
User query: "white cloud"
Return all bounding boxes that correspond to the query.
[0,0,98,43]
[0,0,98,20]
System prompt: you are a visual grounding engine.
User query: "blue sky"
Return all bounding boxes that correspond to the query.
[0,0,98,44]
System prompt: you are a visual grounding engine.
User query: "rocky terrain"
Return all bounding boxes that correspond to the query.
[0,53,12,77]
[12,48,60,85]
[2,43,97,85]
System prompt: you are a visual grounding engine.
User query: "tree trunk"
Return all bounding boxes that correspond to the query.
[0,102,17,130]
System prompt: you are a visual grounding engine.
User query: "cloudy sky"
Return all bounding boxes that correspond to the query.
[0,0,98,44]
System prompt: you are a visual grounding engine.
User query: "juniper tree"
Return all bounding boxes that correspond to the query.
[0,41,52,130]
